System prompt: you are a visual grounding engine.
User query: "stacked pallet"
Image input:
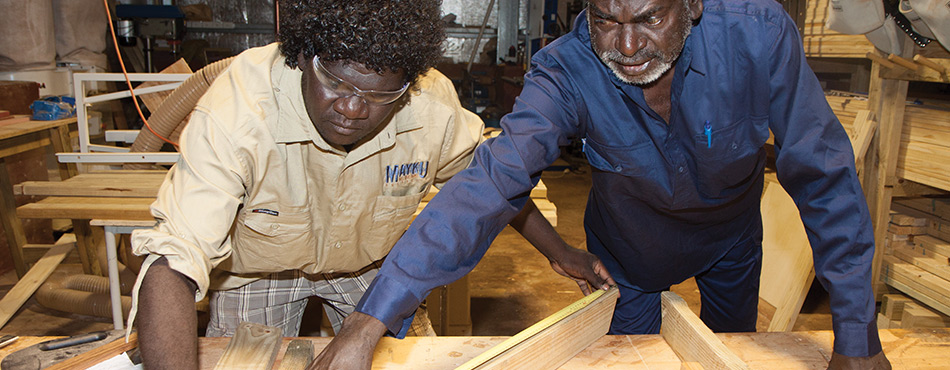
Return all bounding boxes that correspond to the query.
[879,198,950,321]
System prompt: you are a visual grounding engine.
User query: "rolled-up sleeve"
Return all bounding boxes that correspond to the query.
[131,108,248,301]
[766,14,880,357]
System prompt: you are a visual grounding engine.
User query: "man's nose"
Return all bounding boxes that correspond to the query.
[617,24,646,57]
[334,94,369,120]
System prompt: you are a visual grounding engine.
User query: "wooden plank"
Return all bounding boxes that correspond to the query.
[16,196,154,220]
[275,339,313,370]
[759,182,814,332]
[135,59,193,114]
[929,218,950,242]
[0,159,29,277]
[883,257,950,299]
[877,313,899,329]
[881,294,914,320]
[891,246,950,282]
[914,235,950,258]
[868,46,913,299]
[888,223,928,236]
[456,287,618,370]
[14,172,167,197]
[901,302,950,329]
[45,332,138,370]
[881,257,950,316]
[213,321,281,370]
[889,210,930,227]
[660,291,748,370]
[0,236,74,328]
[897,198,950,222]
[849,110,876,177]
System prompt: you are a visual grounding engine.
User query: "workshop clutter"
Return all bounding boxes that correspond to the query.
[29,96,75,121]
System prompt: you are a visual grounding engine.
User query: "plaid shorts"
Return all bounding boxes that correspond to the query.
[206,261,434,337]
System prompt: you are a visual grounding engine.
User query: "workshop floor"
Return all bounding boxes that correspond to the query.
[0,166,833,339]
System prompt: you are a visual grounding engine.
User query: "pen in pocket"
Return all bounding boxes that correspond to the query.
[704,121,712,148]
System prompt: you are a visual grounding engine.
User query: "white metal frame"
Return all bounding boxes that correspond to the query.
[58,72,192,164]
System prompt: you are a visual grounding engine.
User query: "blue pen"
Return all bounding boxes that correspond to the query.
[704,121,712,148]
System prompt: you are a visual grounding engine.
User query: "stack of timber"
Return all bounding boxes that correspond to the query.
[878,198,950,320]
[825,93,950,192]
[878,293,950,329]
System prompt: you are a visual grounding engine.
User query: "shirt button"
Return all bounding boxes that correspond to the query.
[338,204,346,211]
[678,166,685,173]
[273,87,280,92]
[334,242,342,249]
[270,224,279,230]
[731,143,738,150]
[614,165,623,172]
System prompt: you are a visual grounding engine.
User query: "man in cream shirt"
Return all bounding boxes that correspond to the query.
[130,1,613,369]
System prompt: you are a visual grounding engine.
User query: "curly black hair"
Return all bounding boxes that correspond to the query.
[278,0,446,86]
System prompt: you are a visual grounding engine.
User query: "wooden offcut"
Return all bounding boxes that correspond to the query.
[456,287,618,370]
[0,234,75,329]
[661,291,748,370]
[213,321,281,370]
[276,339,314,370]
[759,180,814,332]
[901,302,950,328]
[44,332,138,370]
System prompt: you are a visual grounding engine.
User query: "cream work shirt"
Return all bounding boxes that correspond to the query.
[131,43,484,300]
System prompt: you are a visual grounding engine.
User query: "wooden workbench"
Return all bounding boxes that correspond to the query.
[0,329,946,369]
[0,117,77,278]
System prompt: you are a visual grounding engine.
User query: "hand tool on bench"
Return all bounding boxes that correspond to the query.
[1,330,134,370]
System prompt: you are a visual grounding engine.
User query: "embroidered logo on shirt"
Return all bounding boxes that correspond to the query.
[251,208,279,216]
[385,161,429,184]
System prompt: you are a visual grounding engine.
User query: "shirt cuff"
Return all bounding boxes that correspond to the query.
[355,274,423,338]
[833,320,882,357]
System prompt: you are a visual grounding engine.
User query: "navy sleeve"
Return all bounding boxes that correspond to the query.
[766,12,881,357]
[356,58,583,335]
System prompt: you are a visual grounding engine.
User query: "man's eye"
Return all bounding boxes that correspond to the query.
[646,16,661,26]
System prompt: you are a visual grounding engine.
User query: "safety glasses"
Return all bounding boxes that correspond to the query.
[312,56,409,105]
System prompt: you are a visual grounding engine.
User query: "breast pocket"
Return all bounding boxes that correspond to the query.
[365,191,427,261]
[692,116,768,199]
[231,207,315,272]
[583,136,657,178]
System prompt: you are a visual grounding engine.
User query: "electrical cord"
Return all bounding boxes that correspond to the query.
[102,0,179,149]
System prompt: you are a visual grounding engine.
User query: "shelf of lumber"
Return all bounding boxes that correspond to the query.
[825,94,950,192]
[2,329,948,369]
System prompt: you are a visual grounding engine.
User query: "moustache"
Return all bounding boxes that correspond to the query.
[600,49,663,65]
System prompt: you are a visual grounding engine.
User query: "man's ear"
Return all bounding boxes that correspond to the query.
[688,0,703,22]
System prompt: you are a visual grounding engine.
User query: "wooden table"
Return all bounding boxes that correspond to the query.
[0,117,77,277]
[1,329,947,369]
[12,171,555,334]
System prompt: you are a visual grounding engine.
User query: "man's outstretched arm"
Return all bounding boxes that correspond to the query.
[138,257,199,370]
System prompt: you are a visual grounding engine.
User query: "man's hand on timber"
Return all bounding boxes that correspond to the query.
[309,312,387,370]
[827,351,891,370]
[549,246,616,295]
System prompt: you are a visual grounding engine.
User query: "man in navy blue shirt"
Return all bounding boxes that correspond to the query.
[316,0,891,368]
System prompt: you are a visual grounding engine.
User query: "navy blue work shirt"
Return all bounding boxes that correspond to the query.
[359,0,881,357]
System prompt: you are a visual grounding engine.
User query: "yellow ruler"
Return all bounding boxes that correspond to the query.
[455,286,618,370]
